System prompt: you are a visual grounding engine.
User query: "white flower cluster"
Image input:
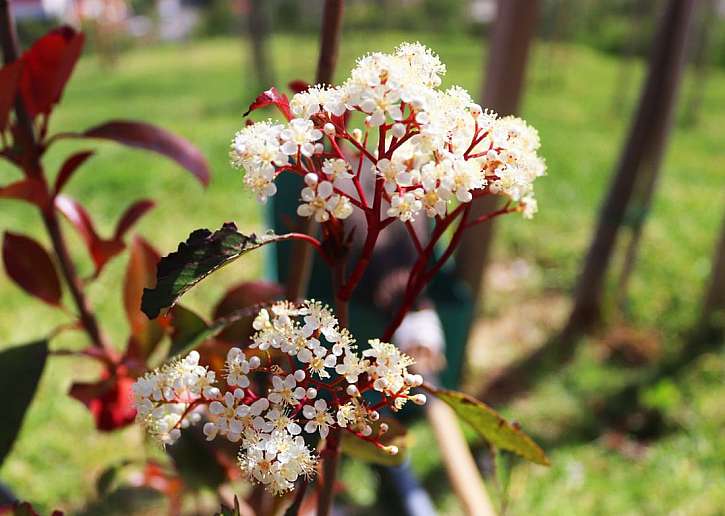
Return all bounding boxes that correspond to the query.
[230,42,545,221]
[132,351,220,444]
[132,301,425,495]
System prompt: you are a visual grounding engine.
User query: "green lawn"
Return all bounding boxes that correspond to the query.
[1,32,723,514]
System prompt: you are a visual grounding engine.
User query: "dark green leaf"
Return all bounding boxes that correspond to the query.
[429,386,549,466]
[96,460,133,497]
[167,424,229,490]
[142,223,291,319]
[0,340,48,466]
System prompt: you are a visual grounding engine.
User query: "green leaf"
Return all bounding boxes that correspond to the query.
[167,305,209,358]
[141,223,291,319]
[429,386,549,466]
[340,417,409,467]
[0,340,48,466]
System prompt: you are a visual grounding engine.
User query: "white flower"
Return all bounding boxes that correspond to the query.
[301,299,339,339]
[280,118,323,157]
[254,408,303,436]
[387,191,422,222]
[375,158,412,194]
[268,374,305,406]
[326,194,353,220]
[335,350,367,383]
[299,342,337,378]
[364,339,415,409]
[243,167,277,203]
[360,84,403,126]
[322,158,355,185]
[225,347,257,388]
[208,390,246,442]
[303,399,334,438]
[297,179,334,222]
[290,89,322,119]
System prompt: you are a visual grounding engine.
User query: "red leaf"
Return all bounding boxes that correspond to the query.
[0,178,49,208]
[288,79,310,94]
[55,194,124,274]
[123,237,164,361]
[114,199,155,241]
[2,232,62,306]
[141,462,184,499]
[213,280,282,343]
[243,87,292,120]
[19,26,84,118]
[54,194,98,248]
[0,61,23,131]
[69,372,136,431]
[82,121,210,187]
[53,150,94,195]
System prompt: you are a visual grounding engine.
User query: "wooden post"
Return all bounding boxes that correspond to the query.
[247,0,275,91]
[565,0,697,336]
[700,211,725,341]
[455,0,539,309]
[478,0,699,407]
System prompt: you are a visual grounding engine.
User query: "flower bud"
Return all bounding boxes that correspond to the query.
[304,172,319,186]
[410,393,427,406]
[415,111,430,125]
[249,356,261,369]
[391,123,406,138]
[383,445,399,456]
[306,387,318,399]
[369,410,380,421]
[361,425,373,437]
[323,122,336,135]
[314,142,324,154]
[294,369,306,382]
[351,128,363,142]
[346,385,360,397]
[379,422,389,434]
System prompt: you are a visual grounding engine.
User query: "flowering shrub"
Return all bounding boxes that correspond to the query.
[135,301,425,494]
[134,42,549,511]
[231,42,544,222]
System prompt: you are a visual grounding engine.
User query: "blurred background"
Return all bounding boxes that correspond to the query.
[1,0,724,514]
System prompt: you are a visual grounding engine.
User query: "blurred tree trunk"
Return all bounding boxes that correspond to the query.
[315,0,344,84]
[699,210,725,342]
[682,0,716,127]
[617,0,717,310]
[610,0,649,113]
[564,0,697,337]
[479,0,698,406]
[455,0,539,310]
[247,0,275,90]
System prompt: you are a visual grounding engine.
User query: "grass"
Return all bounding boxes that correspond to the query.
[1,31,724,513]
